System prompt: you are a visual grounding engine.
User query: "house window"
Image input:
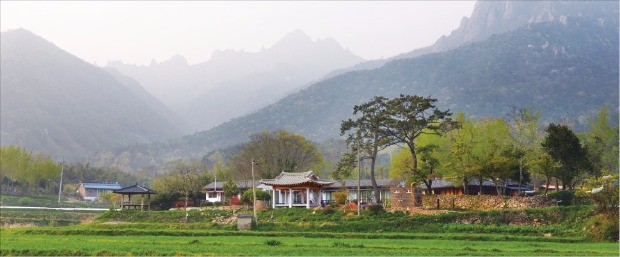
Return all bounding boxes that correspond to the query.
[406,190,411,193]
[393,190,399,193]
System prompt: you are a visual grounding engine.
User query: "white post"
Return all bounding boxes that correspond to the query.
[306,187,310,209]
[251,159,257,225]
[57,157,64,205]
[272,189,276,209]
[289,189,293,208]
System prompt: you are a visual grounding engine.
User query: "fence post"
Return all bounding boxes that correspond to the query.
[436,198,440,210]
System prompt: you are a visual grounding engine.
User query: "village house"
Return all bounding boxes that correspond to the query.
[422,178,531,196]
[321,179,394,205]
[204,180,271,203]
[76,182,122,201]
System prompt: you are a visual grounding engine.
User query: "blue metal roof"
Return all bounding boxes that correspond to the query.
[81,183,122,190]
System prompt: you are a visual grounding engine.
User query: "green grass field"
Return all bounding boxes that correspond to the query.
[1,207,618,256]
[1,228,618,256]
[0,195,110,208]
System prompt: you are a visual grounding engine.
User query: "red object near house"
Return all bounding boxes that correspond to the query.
[230,196,241,205]
[175,200,195,207]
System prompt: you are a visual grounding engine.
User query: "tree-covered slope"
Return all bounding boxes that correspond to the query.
[0,29,183,159]
[91,18,618,171]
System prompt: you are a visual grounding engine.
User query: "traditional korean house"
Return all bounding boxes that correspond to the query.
[76,182,122,201]
[320,179,394,205]
[260,171,334,209]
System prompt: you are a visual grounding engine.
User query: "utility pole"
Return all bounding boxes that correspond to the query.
[57,157,64,205]
[357,146,361,216]
[251,158,258,226]
[518,155,523,196]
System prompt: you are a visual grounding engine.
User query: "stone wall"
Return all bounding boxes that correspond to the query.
[422,195,553,210]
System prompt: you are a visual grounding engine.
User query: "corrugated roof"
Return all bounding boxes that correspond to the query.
[261,171,333,187]
[81,182,122,190]
[113,184,157,194]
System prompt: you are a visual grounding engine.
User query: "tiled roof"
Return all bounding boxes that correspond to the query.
[261,171,334,187]
[430,178,510,189]
[113,184,157,194]
[323,179,395,190]
[81,182,122,190]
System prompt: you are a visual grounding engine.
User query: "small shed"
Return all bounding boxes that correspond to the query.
[113,184,157,210]
[76,182,122,201]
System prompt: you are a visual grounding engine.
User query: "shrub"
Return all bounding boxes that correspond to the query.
[572,190,594,205]
[240,189,271,204]
[367,204,384,214]
[18,197,34,206]
[322,206,336,215]
[585,214,619,242]
[547,191,574,206]
[230,196,241,205]
[264,240,281,246]
[332,191,348,205]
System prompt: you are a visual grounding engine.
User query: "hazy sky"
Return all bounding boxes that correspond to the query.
[1,1,476,66]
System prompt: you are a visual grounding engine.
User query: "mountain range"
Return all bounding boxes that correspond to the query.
[0,29,183,160]
[107,30,364,131]
[89,0,619,171]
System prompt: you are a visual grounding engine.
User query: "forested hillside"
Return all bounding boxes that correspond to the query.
[91,18,618,171]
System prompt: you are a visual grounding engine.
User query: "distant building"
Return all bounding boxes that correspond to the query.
[423,178,530,196]
[76,182,122,201]
[321,179,394,205]
[204,180,271,203]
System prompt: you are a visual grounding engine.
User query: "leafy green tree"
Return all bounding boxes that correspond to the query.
[509,108,543,194]
[542,124,591,190]
[240,188,271,204]
[390,134,443,194]
[341,96,392,203]
[581,106,619,176]
[0,146,60,195]
[528,152,561,194]
[441,112,478,194]
[161,159,206,209]
[229,130,324,179]
[383,95,456,187]
[332,152,356,190]
[474,118,513,195]
[223,178,239,205]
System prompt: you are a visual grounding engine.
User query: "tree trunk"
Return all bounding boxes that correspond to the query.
[544,176,551,195]
[424,180,433,195]
[555,178,560,192]
[369,132,380,204]
[184,191,189,210]
[407,139,418,174]
[462,177,469,195]
[478,175,483,195]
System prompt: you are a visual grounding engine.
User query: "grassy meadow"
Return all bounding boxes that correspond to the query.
[1,206,618,256]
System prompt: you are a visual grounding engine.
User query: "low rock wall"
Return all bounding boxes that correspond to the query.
[422,195,553,210]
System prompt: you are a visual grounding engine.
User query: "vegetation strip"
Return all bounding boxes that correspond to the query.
[4,227,585,243]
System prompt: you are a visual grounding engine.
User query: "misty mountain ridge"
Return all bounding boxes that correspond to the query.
[0,28,183,160]
[107,30,365,131]
[91,14,618,171]
[323,0,619,79]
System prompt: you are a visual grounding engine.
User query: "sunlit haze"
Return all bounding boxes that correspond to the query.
[1,1,475,65]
